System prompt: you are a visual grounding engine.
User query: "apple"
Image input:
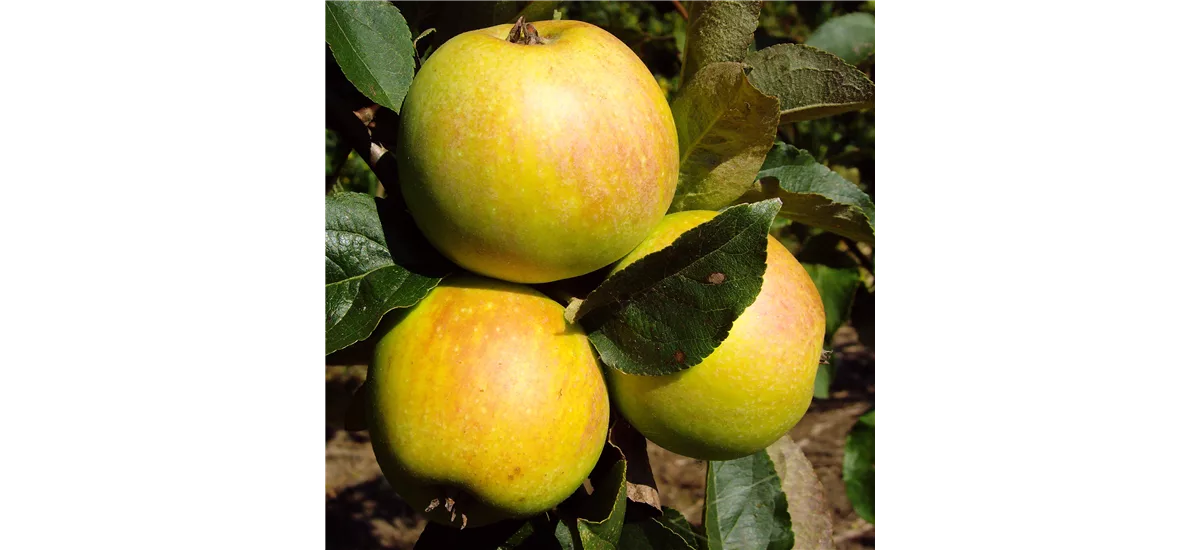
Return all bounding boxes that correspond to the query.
[366,275,610,528]
[396,18,679,284]
[604,211,826,461]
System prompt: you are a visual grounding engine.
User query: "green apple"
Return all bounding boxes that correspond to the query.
[366,275,610,528]
[605,211,826,461]
[397,19,679,284]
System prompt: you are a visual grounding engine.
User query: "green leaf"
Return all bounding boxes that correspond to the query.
[325,1,415,113]
[738,142,875,244]
[702,437,835,550]
[806,12,875,66]
[574,454,628,550]
[702,448,793,550]
[608,417,660,514]
[744,44,874,123]
[414,514,571,549]
[812,359,835,400]
[679,1,762,87]
[671,62,780,212]
[844,410,875,524]
[325,193,443,355]
[570,200,781,376]
[802,263,860,341]
[618,507,698,550]
[765,437,836,550]
[516,0,561,21]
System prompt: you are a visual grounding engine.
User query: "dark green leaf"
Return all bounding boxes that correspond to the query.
[325,193,443,355]
[680,1,762,87]
[325,1,415,113]
[702,448,793,550]
[516,0,561,21]
[574,455,627,549]
[619,507,698,550]
[844,410,875,524]
[608,417,660,514]
[851,284,874,349]
[414,514,571,549]
[570,200,781,375]
[738,142,875,244]
[765,437,835,549]
[744,44,874,123]
[657,507,700,548]
[671,62,780,212]
[803,263,860,341]
[806,12,875,66]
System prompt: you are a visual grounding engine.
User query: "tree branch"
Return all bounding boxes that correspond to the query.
[325,91,401,197]
[671,0,688,20]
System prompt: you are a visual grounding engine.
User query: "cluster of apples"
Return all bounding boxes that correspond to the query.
[364,19,825,529]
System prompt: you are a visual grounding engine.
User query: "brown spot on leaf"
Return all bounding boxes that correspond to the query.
[673,350,686,363]
[707,272,726,284]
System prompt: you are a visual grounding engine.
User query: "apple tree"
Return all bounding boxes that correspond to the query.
[326,1,874,547]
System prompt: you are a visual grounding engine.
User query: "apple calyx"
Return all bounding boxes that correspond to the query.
[506,15,546,45]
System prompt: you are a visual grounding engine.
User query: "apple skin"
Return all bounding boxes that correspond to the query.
[397,20,679,284]
[604,211,826,461]
[366,275,610,527]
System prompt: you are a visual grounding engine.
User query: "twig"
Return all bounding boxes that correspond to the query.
[671,0,688,20]
[326,92,400,195]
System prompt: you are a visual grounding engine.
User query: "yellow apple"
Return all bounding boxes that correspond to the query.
[397,19,678,284]
[366,275,610,527]
[604,211,826,460]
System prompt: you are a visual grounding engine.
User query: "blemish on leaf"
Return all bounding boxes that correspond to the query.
[707,272,727,284]
[673,350,686,364]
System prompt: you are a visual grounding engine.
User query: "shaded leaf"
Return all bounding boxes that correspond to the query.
[738,142,875,244]
[619,507,698,550]
[608,417,660,514]
[813,357,835,400]
[414,514,570,549]
[843,410,875,523]
[764,437,835,550]
[679,0,762,86]
[573,451,628,550]
[671,62,780,212]
[744,44,873,123]
[515,0,561,23]
[806,12,875,66]
[570,200,781,376]
[325,193,444,354]
[702,448,792,550]
[325,1,414,113]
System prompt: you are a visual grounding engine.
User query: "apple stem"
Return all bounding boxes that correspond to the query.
[506,15,546,45]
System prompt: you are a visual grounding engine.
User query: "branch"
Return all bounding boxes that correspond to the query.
[325,91,401,196]
[671,0,688,20]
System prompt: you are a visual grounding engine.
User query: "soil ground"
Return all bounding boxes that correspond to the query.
[326,326,873,549]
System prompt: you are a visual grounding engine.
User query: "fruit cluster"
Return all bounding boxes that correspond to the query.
[363,18,825,529]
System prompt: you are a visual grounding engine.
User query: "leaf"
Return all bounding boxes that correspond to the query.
[619,507,698,550]
[679,1,762,87]
[702,437,835,550]
[516,0,561,21]
[671,62,780,212]
[744,44,874,123]
[325,1,415,113]
[843,410,875,523]
[573,451,628,550]
[738,142,875,244]
[325,193,444,355]
[701,448,793,550]
[764,437,835,550]
[570,200,781,376]
[802,263,860,342]
[414,514,570,549]
[806,12,875,66]
[608,417,660,514]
